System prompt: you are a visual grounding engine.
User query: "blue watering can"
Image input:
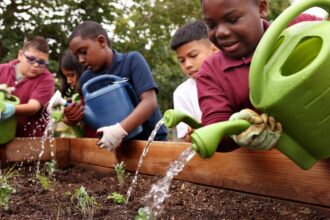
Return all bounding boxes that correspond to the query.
[82,75,142,140]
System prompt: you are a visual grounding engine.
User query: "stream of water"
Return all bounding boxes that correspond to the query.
[141,147,196,219]
[125,119,165,204]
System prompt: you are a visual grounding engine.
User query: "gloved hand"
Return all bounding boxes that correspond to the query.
[47,90,67,112]
[63,102,84,125]
[229,109,282,150]
[0,84,15,99]
[96,123,128,151]
[0,102,15,122]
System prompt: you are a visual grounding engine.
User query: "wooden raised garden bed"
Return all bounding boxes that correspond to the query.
[1,138,329,208]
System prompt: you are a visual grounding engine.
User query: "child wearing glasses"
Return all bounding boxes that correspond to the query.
[0,36,55,137]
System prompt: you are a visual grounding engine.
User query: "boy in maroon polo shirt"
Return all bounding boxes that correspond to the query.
[197,0,321,151]
[0,36,54,137]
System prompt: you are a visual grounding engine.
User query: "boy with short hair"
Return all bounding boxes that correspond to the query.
[0,36,54,137]
[65,21,167,150]
[170,20,218,140]
[198,0,320,151]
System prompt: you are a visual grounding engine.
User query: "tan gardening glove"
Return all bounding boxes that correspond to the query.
[229,109,282,150]
[0,84,15,99]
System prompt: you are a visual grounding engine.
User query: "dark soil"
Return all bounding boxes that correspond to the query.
[1,164,329,220]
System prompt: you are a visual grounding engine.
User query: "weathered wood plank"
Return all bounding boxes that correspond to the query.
[0,138,70,168]
[69,138,118,168]
[118,140,330,207]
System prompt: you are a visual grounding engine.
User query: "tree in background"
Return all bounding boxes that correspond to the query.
[0,0,290,112]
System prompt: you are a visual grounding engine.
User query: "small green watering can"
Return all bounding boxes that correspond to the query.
[0,90,20,145]
[164,0,330,170]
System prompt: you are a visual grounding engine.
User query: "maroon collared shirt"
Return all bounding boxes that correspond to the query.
[0,60,55,137]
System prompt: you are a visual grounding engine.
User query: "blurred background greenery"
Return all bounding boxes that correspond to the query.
[0,0,290,112]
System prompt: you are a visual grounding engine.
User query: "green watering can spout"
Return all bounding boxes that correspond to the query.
[190,120,251,159]
[163,109,201,129]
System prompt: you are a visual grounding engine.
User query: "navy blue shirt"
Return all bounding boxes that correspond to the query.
[80,50,167,141]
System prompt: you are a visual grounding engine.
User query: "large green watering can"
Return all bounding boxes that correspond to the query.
[164,0,330,170]
[0,90,20,144]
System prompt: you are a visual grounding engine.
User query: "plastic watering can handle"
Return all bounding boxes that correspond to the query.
[250,0,330,94]
[163,109,201,129]
[82,75,127,95]
[249,0,330,170]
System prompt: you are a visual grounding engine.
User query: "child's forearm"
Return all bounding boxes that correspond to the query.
[15,99,41,116]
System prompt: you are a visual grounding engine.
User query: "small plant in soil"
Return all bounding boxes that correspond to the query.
[66,186,98,218]
[134,207,149,220]
[107,192,125,204]
[114,161,126,187]
[36,160,57,190]
[0,165,17,210]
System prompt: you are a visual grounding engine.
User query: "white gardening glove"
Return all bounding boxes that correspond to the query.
[96,123,128,151]
[229,109,282,150]
[47,90,67,112]
[0,84,15,99]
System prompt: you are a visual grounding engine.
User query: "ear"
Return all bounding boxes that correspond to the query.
[211,44,219,53]
[96,35,108,48]
[17,50,24,61]
[259,0,268,19]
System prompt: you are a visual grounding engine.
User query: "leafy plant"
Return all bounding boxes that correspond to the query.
[134,207,149,220]
[114,161,126,187]
[107,192,125,204]
[36,173,51,190]
[69,186,98,218]
[35,160,57,190]
[0,165,17,210]
[44,160,57,178]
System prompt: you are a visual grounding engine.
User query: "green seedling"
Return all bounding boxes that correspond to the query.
[107,192,125,204]
[44,160,57,178]
[36,173,51,190]
[35,160,57,191]
[134,207,149,220]
[114,161,126,187]
[70,186,98,218]
[0,165,17,210]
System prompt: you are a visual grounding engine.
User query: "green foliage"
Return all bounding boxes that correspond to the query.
[0,165,17,210]
[107,192,125,204]
[36,173,51,190]
[268,0,291,21]
[35,160,57,191]
[134,207,149,220]
[114,161,126,187]
[69,186,98,218]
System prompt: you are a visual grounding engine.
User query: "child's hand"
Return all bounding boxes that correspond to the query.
[229,109,282,150]
[96,123,128,151]
[185,127,194,142]
[63,102,83,125]
[0,102,15,122]
[0,84,15,99]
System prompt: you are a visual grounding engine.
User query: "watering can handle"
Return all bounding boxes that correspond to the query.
[82,75,127,95]
[250,0,330,91]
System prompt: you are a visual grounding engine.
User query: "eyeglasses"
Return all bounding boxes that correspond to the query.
[23,52,48,68]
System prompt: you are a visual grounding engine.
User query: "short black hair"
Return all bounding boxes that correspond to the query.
[23,36,49,54]
[170,20,209,50]
[69,21,111,47]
